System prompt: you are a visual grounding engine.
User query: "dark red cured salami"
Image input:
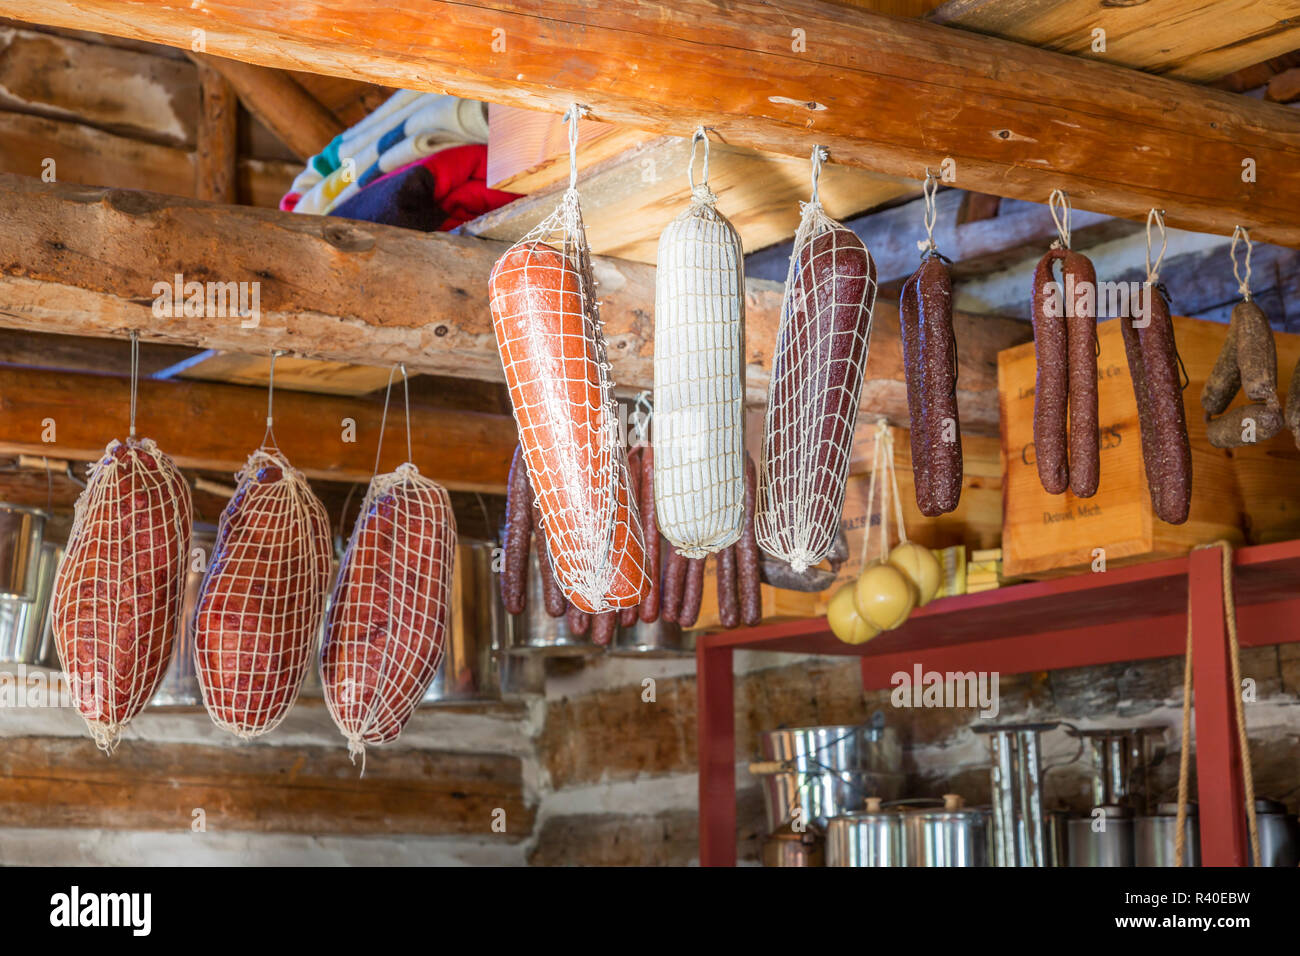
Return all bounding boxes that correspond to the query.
[321,463,456,759]
[194,448,331,738]
[53,438,193,753]
[758,216,877,573]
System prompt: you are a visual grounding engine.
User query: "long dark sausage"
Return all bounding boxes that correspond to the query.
[678,556,707,629]
[716,545,740,630]
[1031,250,1070,495]
[1063,251,1099,498]
[638,445,661,623]
[736,455,763,627]
[502,445,532,616]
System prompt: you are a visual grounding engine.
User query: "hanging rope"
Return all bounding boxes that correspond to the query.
[629,390,653,448]
[128,329,140,440]
[263,349,286,448]
[561,103,590,193]
[1174,540,1261,866]
[1048,189,1071,250]
[373,363,413,474]
[857,419,903,567]
[917,168,939,255]
[809,145,828,206]
[688,127,716,204]
[1145,208,1167,286]
[1230,226,1253,301]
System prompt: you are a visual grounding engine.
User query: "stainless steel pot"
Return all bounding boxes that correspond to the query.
[1135,802,1199,867]
[758,719,902,775]
[0,503,47,601]
[0,541,62,670]
[752,767,905,834]
[610,616,694,657]
[1249,798,1299,867]
[900,794,991,867]
[151,526,216,707]
[425,539,505,702]
[826,798,904,866]
[1068,805,1135,867]
[504,546,603,657]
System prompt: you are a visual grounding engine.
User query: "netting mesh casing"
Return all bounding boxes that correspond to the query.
[488,190,648,612]
[757,204,878,573]
[52,438,193,753]
[193,448,332,738]
[653,191,746,558]
[321,463,456,756]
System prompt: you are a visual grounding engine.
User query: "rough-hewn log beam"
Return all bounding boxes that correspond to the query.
[192,53,344,161]
[0,175,1028,434]
[0,364,517,492]
[0,0,1296,244]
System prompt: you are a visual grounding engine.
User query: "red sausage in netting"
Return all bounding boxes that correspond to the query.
[194,448,332,738]
[321,463,457,762]
[52,438,193,754]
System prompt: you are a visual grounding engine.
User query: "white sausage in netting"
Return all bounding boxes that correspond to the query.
[321,463,456,760]
[52,438,193,753]
[193,447,332,739]
[653,168,747,558]
[757,198,877,573]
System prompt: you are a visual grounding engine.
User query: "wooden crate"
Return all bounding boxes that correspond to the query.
[998,315,1300,578]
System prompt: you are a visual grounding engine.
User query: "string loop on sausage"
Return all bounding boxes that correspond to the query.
[1231,225,1253,301]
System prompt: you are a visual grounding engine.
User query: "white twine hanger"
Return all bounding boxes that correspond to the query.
[858,419,908,568]
[809,145,829,206]
[688,127,716,204]
[1048,189,1071,250]
[374,362,414,473]
[263,349,287,449]
[561,103,590,193]
[629,390,653,448]
[917,168,939,255]
[1230,225,1253,301]
[1145,208,1167,285]
[127,329,140,440]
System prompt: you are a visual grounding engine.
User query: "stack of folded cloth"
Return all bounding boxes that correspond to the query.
[281,90,520,230]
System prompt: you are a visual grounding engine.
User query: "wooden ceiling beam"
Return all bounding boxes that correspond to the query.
[0,1,1297,244]
[191,53,345,161]
[0,365,517,492]
[0,174,1028,434]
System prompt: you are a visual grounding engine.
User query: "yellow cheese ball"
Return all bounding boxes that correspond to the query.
[827,582,881,645]
[888,541,943,607]
[854,561,916,631]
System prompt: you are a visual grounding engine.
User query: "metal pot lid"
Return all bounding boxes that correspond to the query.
[1090,804,1135,818]
[1156,801,1197,816]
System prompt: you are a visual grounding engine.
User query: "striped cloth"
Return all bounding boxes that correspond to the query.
[281,91,490,215]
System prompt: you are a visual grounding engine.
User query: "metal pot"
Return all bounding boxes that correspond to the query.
[1068,805,1135,867]
[0,503,47,601]
[1248,798,1299,867]
[758,718,902,775]
[752,766,905,834]
[425,539,505,702]
[609,616,694,657]
[151,526,216,707]
[1135,802,1199,867]
[762,829,824,867]
[900,794,991,867]
[503,546,603,657]
[0,541,62,670]
[826,798,904,866]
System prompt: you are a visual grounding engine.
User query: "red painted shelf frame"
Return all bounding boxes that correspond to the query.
[696,538,1300,867]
